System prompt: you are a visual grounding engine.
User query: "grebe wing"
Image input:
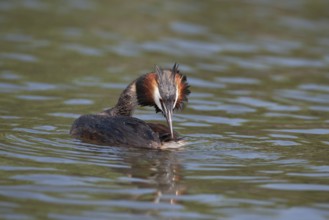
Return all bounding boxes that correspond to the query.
[70,115,161,148]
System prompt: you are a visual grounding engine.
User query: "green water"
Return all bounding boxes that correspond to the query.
[1,0,329,219]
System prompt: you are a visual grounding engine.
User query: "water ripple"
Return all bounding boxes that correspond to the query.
[232,97,300,111]
[277,89,329,104]
[216,77,260,85]
[179,114,247,126]
[63,43,103,56]
[188,77,225,88]
[64,99,94,105]
[268,129,329,135]
[16,95,58,101]
[261,183,329,191]
[12,174,110,186]
[190,103,256,114]
[170,22,208,35]
[256,56,324,67]
[0,53,38,62]
[299,83,329,93]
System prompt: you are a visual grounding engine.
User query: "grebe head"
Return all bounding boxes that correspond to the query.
[136,63,190,139]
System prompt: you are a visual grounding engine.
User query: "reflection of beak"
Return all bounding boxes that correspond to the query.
[163,102,174,139]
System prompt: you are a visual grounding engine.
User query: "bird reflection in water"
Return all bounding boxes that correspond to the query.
[114,149,186,205]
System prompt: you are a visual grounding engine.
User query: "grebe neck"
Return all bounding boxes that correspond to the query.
[102,81,138,116]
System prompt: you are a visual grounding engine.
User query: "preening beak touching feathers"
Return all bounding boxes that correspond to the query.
[70,63,190,149]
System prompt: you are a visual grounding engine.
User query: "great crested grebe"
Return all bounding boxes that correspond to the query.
[70,63,190,149]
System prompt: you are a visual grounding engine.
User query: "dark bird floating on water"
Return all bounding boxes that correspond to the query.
[70,64,190,149]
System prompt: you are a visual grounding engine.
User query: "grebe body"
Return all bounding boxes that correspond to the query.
[70,64,190,149]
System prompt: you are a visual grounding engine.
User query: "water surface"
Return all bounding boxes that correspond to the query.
[1,0,329,219]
